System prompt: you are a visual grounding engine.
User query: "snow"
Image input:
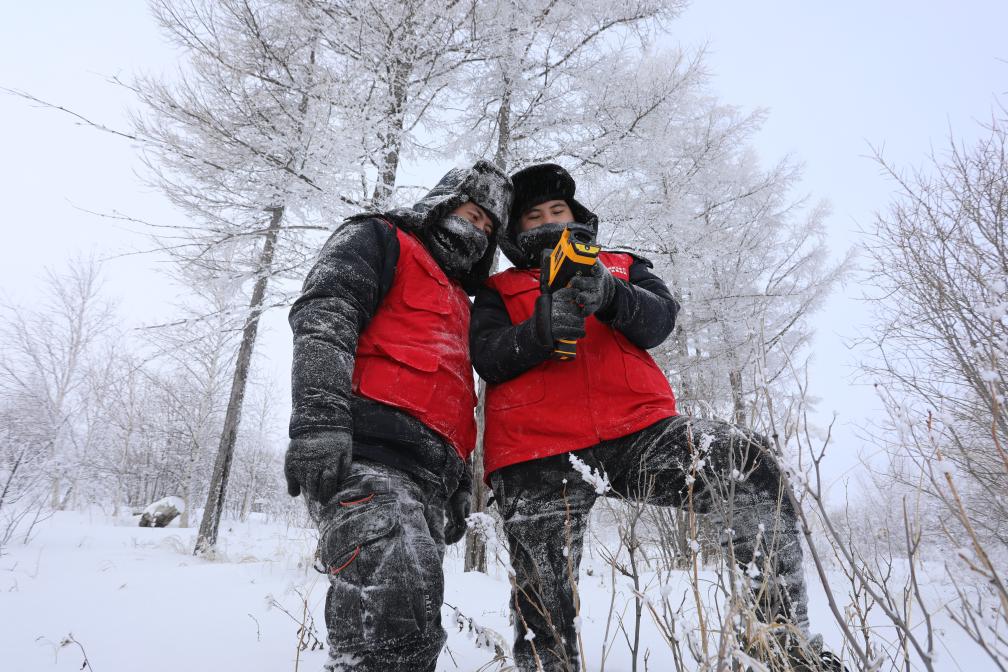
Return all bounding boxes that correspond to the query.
[698,432,715,454]
[0,511,995,671]
[142,496,186,515]
[465,512,497,547]
[568,454,611,495]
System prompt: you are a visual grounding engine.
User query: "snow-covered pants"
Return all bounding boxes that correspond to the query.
[306,459,449,672]
[490,415,808,672]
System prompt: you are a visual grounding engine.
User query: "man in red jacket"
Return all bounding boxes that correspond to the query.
[471,164,838,671]
[286,161,512,671]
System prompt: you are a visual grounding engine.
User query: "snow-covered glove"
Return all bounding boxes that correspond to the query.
[284,430,353,504]
[444,465,473,545]
[533,287,587,346]
[570,261,616,316]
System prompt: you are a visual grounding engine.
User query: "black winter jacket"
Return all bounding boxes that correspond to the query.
[288,215,463,482]
[470,255,679,385]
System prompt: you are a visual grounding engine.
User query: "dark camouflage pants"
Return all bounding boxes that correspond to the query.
[306,459,449,672]
[491,415,808,672]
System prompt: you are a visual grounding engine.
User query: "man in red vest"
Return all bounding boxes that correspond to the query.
[286,161,512,672]
[471,164,839,671]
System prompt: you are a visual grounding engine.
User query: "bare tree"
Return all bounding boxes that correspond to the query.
[0,397,53,552]
[864,112,1008,545]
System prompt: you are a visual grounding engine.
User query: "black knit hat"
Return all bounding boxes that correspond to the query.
[498,163,599,269]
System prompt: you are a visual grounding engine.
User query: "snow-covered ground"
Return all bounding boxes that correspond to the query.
[0,512,989,671]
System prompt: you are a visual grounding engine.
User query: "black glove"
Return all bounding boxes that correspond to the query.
[570,261,616,316]
[284,430,353,504]
[444,465,473,545]
[533,287,587,347]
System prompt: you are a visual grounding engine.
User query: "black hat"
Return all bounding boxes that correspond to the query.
[510,163,576,221]
[498,163,598,269]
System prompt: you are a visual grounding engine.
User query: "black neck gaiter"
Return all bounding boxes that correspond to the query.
[424,214,489,279]
[516,222,595,265]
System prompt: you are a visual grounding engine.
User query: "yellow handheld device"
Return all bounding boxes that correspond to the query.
[543,227,601,360]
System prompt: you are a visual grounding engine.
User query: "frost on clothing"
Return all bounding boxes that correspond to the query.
[491,416,809,672]
[471,253,680,388]
[423,214,490,280]
[289,217,395,441]
[473,252,680,474]
[290,224,479,467]
[387,159,512,295]
[306,461,449,672]
[288,161,512,670]
[289,159,512,461]
[351,228,478,459]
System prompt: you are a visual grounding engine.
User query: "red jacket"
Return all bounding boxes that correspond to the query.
[482,252,677,474]
[351,228,477,460]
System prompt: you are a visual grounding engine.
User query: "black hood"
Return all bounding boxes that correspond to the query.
[383,160,513,293]
[499,163,599,269]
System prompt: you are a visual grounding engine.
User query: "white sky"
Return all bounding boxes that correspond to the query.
[2,2,1005,499]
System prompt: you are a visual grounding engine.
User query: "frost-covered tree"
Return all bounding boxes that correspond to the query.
[305,0,485,206]
[590,93,849,432]
[0,256,113,512]
[127,0,363,553]
[450,0,690,171]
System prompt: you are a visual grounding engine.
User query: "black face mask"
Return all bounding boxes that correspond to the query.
[425,214,489,279]
[516,222,595,263]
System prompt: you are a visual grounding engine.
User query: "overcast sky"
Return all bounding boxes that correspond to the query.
[2,2,1005,498]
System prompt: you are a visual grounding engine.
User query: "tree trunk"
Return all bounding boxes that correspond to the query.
[194,206,283,555]
[493,78,512,169]
[463,89,513,574]
[464,380,489,573]
[370,60,409,208]
[729,367,746,427]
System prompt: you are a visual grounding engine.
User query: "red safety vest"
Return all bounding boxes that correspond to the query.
[483,252,677,475]
[351,225,477,460]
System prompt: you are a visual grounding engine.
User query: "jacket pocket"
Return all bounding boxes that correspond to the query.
[614,334,673,395]
[486,368,546,410]
[356,346,439,416]
[320,496,428,645]
[402,278,451,314]
[320,496,398,573]
[402,247,452,314]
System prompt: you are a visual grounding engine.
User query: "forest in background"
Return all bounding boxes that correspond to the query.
[2,2,1006,669]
